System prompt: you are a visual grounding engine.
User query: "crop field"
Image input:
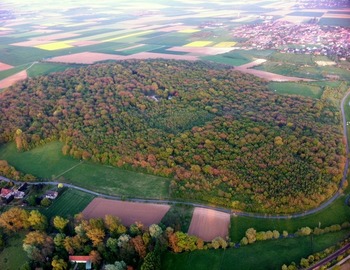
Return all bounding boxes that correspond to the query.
[0,142,170,199]
[268,52,314,65]
[41,188,95,221]
[267,82,324,98]
[162,230,350,270]
[82,198,170,226]
[188,208,230,241]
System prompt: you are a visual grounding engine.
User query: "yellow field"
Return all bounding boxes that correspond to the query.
[35,42,74,51]
[103,30,154,42]
[178,29,200,33]
[184,41,213,47]
[214,41,237,47]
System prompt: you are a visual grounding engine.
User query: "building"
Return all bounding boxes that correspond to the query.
[69,255,92,270]
[45,191,58,200]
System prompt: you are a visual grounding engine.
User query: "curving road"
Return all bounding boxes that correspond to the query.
[1,91,350,219]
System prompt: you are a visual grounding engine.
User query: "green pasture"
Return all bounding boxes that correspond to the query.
[267,82,323,98]
[27,62,82,77]
[202,49,274,67]
[162,229,350,270]
[41,188,95,221]
[0,232,27,270]
[230,196,350,242]
[122,44,164,55]
[255,61,350,81]
[0,142,170,199]
[344,94,350,146]
[269,52,314,65]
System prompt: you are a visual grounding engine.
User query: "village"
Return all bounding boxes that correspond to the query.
[232,20,350,61]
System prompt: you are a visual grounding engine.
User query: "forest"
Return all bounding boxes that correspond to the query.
[0,59,346,213]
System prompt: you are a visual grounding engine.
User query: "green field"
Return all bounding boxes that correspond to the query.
[0,64,31,81]
[267,82,323,98]
[0,142,170,199]
[269,52,315,65]
[162,230,350,270]
[160,204,194,232]
[27,62,82,77]
[255,61,350,81]
[230,196,350,242]
[41,188,95,220]
[0,232,28,270]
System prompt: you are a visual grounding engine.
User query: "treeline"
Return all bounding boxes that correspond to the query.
[0,59,346,213]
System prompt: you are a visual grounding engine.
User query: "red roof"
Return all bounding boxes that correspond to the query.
[69,255,91,262]
[1,188,11,196]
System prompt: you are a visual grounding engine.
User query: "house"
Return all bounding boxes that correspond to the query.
[69,255,92,270]
[0,188,12,199]
[45,191,58,200]
[18,183,28,191]
[13,190,25,199]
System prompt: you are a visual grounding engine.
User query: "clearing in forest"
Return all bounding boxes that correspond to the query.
[188,207,230,241]
[82,198,170,226]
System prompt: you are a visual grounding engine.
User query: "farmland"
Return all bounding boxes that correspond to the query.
[82,198,170,227]
[41,188,95,221]
[0,0,350,269]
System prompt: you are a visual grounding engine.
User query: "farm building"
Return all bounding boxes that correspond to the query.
[0,188,12,199]
[45,191,58,199]
[69,255,92,270]
[18,182,28,191]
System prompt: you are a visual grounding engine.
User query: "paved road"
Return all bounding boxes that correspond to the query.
[307,242,350,270]
[1,91,350,219]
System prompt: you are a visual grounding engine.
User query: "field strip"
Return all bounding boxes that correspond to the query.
[102,30,154,42]
[54,160,84,180]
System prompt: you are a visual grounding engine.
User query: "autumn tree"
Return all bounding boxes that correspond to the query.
[28,210,47,231]
[23,231,54,263]
[53,216,69,233]
[52,257,68,270]
[104,215,127,236]
[131,235,147,258]
[0,207,30,232]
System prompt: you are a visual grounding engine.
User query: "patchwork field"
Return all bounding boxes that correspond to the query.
[82,198,170,226]
[188,208,230,241]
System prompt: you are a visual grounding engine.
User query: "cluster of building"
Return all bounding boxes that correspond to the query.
[0,182,58,204]
[295,0,350,9]
[232,20,350,60]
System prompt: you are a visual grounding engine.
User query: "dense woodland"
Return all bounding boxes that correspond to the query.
[0,59,346,213]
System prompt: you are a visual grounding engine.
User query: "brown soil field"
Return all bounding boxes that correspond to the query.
[0,62,13,71]
[81,198,170,227]
[187,207,230,242]
[47,51,198,64]
[0,70,27,89]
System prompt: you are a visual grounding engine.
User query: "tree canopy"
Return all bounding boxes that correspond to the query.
[0,59,345,213]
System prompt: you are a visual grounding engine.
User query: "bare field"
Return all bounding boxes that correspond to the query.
[0,70,27,89]
[188,208,230,241]
[82,198,170,226]
[47,51,198,64]
[0,62,13,71]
